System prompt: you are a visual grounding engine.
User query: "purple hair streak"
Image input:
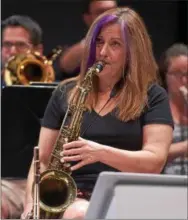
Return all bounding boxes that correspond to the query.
[87,14,117,68]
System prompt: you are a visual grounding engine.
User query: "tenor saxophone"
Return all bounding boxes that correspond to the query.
[28,61,104,219]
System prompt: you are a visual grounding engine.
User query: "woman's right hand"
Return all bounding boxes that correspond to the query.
[20,202,33,219]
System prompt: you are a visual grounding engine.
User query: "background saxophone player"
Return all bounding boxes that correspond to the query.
[58,0,117,76]
[21,7,174,219]
[158,43,188,175]
[1,15,43,87]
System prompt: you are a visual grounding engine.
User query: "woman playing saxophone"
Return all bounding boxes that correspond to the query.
[22,7,173,219]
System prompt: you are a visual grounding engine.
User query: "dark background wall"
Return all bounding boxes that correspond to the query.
[2,0,188,63]
[1,0,187,178]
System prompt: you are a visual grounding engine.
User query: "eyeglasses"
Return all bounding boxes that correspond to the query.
[167,72,188,78]
[2,41,32,51]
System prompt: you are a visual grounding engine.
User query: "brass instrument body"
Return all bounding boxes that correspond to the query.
[33,147,40,219]
[4,47,62,85]
[32,62,104,219]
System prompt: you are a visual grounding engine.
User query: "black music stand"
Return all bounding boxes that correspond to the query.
[1,85,56,178]
[85,172,188,219]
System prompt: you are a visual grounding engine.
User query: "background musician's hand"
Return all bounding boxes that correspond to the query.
[20,202,33,219]
[60,137,107,170]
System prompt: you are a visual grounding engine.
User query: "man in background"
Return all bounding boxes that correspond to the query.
[1,15,43,87]
[59,0,117,75]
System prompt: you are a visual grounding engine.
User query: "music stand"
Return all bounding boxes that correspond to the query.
[85,172,188,219]
[29,82,59,87]
[1,85,56,178]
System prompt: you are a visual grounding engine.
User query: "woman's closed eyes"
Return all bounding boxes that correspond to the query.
[96,38,122,49]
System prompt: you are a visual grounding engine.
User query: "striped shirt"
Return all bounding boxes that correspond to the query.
[163,123,188,175]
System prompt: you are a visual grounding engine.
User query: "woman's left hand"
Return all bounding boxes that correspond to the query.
[60,137,105,171]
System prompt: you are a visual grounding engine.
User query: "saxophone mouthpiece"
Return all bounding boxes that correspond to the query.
[95,61,104,73]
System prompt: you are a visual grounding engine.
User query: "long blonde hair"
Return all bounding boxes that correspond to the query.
[65,7,158,121]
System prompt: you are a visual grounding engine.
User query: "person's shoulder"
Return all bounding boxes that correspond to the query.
[58,78,77,90]
[148,83,168,97]
[68,39,85,52]
[53,79,77,98]
[147,83,168,105]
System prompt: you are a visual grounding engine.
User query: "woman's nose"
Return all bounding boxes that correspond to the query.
[99,44,108,57]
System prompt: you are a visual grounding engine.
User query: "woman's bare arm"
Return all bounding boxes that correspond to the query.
[59,42,84,73]
[99,124,173,173]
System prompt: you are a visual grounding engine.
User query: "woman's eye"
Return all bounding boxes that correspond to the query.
[112,41,120,47]
[96,38,103,45]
